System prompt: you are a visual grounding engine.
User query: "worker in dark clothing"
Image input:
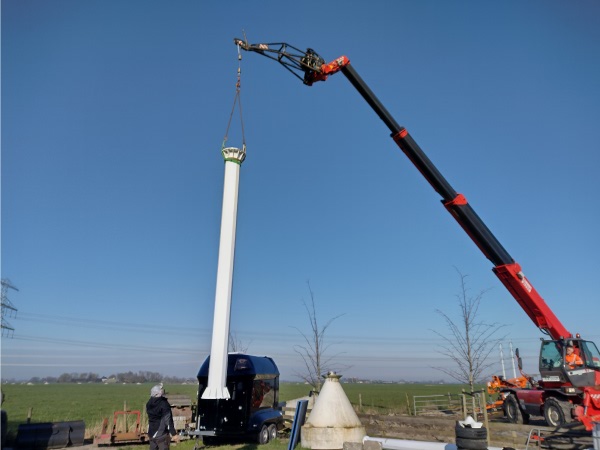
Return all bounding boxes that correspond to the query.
[146,384,179,450]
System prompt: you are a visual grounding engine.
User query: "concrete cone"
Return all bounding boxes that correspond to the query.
[301,372,366,449]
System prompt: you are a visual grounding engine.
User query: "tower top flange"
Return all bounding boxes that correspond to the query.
[222,146,246,164]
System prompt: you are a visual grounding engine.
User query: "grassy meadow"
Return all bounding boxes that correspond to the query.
[0,381,474,446]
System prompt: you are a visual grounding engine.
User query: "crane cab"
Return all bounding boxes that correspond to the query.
[539,338,600,389]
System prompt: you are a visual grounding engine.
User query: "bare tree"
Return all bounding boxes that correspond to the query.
[292,281,345,393]
[228,331,251,353]
[432,269,506,393]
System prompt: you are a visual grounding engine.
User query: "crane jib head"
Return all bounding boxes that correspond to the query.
[233,37,349,86]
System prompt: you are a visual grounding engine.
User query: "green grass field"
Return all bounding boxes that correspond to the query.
[0,382,474,447]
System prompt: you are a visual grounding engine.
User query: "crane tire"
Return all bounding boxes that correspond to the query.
[544,397,571,428]
[456,437,488,450]
[504,394,529,424]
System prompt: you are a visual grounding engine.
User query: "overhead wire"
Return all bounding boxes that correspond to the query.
[10,310,463,348]
[14,311,211,337]
[9,334,206,355]
[11,311,582,348]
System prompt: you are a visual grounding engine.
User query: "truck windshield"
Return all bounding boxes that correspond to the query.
[580,340,600,369]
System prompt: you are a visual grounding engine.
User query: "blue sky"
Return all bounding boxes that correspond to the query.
[2,1,599,383]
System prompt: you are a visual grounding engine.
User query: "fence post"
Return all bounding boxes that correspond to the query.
[480,391,490,446]
[461,390,467,418]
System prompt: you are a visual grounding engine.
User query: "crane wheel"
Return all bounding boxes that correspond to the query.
[504,394,530,425]
[543,397,571,428]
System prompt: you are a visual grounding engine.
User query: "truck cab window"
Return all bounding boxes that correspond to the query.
[581,341,600,368]
[540,341,562,369]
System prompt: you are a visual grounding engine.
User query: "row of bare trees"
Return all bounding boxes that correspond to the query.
[16,371,195,385]
[230,270,504,393]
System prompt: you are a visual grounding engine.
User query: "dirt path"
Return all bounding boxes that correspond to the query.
[53,413,593,450]
[359,413,593,450]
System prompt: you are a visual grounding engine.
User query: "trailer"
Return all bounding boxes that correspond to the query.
[193,353,284,445]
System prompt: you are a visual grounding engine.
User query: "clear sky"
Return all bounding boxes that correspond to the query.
[2,0,599,383]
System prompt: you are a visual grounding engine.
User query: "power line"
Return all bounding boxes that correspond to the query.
[12,310,467,345]
[15,310,589,350]
[16,311,212,337]
[9,334,210,355]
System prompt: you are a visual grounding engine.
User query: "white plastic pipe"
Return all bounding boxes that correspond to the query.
[364,436,505,450]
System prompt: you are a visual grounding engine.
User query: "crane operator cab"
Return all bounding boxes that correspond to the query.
[539,338,600,388]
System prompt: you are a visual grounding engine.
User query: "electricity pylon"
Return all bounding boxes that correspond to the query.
[1,279,19,337]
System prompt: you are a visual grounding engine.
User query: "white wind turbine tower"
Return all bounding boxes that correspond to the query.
[203,45,248,400]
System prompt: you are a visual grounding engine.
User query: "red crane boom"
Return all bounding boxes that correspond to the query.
[234,38,600,430]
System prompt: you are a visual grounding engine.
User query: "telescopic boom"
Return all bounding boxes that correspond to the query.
[234,38,571,340]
